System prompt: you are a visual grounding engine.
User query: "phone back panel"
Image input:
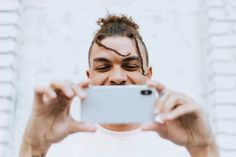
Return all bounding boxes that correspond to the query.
[81,85,157,124]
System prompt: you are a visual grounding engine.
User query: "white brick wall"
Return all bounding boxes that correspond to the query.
[0,1,20,157]
[0,0,235,157]
[207,1,236,157]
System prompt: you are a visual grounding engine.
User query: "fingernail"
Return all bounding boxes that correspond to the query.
[51,92,57,98]
[154,115,164,124]
[68,91,74,97]
[80,92,87,100]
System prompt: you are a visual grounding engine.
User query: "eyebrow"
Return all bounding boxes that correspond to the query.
[93,57,111,63]
[122,56,141,63]
[93,56,141,64]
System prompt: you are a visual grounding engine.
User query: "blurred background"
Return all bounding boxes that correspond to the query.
[0,0,236,156]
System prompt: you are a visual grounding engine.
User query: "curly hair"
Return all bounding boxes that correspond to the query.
[88,14,149,76]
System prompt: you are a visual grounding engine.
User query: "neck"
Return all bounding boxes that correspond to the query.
[101,124,139,132]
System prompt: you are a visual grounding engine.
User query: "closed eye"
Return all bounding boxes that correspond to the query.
[95,64,111,72]
[122,63,141,71]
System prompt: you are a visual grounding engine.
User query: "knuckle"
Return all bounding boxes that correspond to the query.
[50,79,59,86]
[35,86,44,93]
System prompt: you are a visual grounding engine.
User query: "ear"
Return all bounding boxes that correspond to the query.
[146,66,152,79]
[86,70,90,78]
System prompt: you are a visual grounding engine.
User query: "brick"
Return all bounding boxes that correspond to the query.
[0,69,14,82]
[0,54,15,67]
[0,12,19,24]
[233,23,236,32]
[0,129,10,142]
[215,120,236,134]
[210,48,236,61]
[0,40,15,52]
[212,62,236,74]
[215,105,236,119]
[212,75,236,89]
[220,151,236,157]
[224,5,236,19]
[207,0,226,6]
[208,4,236,20]
[208,7,226,20]
[217,134,236,149]
[0,1,20,11]
[210,34,236,47]
[214,90,236,104]
[209,21,233,34]
[0,112,11,128]
[0,83,13,96]
[0,26,18,38]
[0,99,12,112]
[0,145,6,157]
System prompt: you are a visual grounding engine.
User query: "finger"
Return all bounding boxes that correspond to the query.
[153,99,166,124]
[50,81,74,99]
[161,94,180,114]
[35,86,46,97]
[68,119,96,134]
[73,79,91,100]
[140,122,168,138]
[34,86,48,103]
[72,85,87,100]
[146,80,172,103]
[44,86,57,99]
[146,80,165,94]
[42,94,51,105]
[140,122,162,131]
[162,104,195,121]
[154,115,164,124]
[153,90,171,114]
[35,86,45,95]
[79,79,91,88]
[153,99,162,115]
[41,87,57,104]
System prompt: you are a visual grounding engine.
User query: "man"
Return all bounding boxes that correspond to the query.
[19,15,219,157]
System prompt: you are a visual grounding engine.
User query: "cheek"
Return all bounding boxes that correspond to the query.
[127,72,147,84]
[90,72,109,85]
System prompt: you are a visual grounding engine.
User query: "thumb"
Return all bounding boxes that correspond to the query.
[140,122,168,138]
[68,119,97,134]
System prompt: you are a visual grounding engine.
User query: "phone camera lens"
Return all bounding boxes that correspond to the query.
[141,90,152,95]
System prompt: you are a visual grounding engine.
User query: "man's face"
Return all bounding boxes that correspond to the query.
[87,36,152,85]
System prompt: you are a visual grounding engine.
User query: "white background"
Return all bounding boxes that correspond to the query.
[0,0,236,157]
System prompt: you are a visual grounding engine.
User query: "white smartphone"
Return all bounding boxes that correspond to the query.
[81,85,158,124]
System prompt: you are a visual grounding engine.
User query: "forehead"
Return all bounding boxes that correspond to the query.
[90,36,138,60]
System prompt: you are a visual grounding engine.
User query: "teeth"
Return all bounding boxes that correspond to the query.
[154,115,164,124]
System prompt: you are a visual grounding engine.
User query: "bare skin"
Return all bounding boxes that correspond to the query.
[19,80,96,157]
[142,81,220,157]
[87,37,152,131]
[19,36,219,157]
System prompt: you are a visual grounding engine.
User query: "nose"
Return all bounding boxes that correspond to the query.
[109,66,127,85]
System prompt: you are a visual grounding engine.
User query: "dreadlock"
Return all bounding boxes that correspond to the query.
[88,15,149,76]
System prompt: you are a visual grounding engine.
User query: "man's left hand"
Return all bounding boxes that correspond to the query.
[141,80,219,157]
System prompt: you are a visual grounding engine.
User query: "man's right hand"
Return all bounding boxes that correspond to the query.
[19,80,96,157]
